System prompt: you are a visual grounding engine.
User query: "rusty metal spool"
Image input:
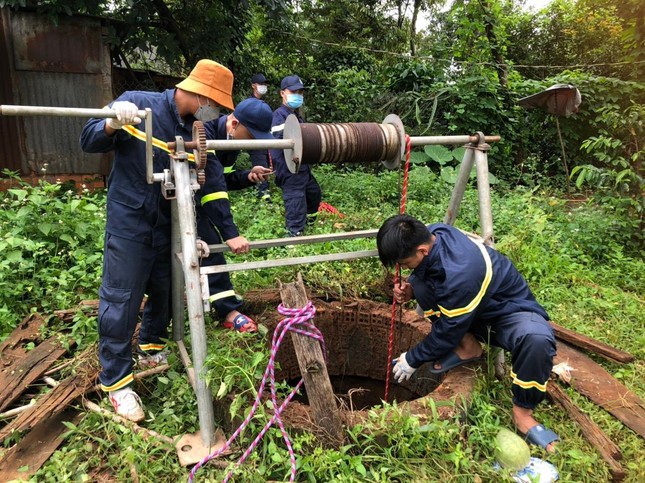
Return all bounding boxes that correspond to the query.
[283,114,405,173]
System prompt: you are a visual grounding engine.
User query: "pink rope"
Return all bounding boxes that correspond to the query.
[188,302,323,483]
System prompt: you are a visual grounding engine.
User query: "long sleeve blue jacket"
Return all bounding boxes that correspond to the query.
[204,115,254,191]
[80,89,239,245]
[406,223,549,367]
[270,105,309,182]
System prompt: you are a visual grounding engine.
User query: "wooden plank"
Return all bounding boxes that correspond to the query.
[53,300,99,323]
[0,337,68,412]
[551,321,635,364]
[554,341,645,439]
[0,346,98,444]
[0,408,82,482]
[278,273,344,449]
[547,382,625,481]
[0,313,45,366]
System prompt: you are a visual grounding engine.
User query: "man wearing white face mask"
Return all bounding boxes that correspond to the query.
[247,73,272,201]
[270,75,322,237]
[250,73,268,100]
[80,59,241,422]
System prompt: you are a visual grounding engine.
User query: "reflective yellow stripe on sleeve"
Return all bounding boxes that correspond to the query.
[423,309,441,318]
[201,191,229,205]
[438,240,492,318]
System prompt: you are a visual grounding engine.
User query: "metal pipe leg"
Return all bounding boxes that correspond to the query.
[173,159,216,448]
[444,145,475,226]
[473,134,494,245]
[171,201,185,342]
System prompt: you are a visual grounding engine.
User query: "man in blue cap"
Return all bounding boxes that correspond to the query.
[248,73,272,202]
[198,97,274,332]
[270,75,322,237]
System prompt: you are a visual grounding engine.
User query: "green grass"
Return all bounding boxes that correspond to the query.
[0,166,643,482]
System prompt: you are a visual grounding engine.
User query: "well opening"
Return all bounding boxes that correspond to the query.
[215,292,478,433]
[259,296,442,406]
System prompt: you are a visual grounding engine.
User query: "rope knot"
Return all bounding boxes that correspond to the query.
[277,301,316,320]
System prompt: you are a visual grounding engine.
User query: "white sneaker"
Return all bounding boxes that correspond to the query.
[137,351,168,368]
[109,387,145,422]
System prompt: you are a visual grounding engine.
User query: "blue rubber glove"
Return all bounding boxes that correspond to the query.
[392,352,416,383]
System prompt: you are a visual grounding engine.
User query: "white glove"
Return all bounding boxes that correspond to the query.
[105,101,142,130]
[392,352,417,383]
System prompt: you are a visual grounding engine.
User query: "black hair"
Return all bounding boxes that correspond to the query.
[376,214,431,267]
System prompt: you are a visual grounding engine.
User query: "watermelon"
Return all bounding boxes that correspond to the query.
[494,428,531,470]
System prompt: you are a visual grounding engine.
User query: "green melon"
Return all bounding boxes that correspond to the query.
[494,428,531,470]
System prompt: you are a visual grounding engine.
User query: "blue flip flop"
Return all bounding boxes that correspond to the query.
[429,351,482,374]
[524,424,559,450]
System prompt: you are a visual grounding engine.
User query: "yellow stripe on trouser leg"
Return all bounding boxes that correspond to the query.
[139,343,165,352]
[510,369,547,392]
[209,289,237,303]
[101,373,134,392]
[201,192,229,205]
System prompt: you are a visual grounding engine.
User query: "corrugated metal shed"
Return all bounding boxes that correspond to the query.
[0,10,22,173]
[0,8,112,176]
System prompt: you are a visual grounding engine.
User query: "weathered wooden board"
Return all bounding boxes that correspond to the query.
[555,341,645,439]
[278,274,344,449]
[551,321,634,364]
[0,337,68,412]
[0,408,82,482]
[0,313,45,367]
[0,347,98,444]
[547,382,625,481]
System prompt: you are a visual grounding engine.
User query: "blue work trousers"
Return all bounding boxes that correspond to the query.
[471,311,556,410]
[196,212,242,319]
[98,234,171,391]
[276,167,321,236]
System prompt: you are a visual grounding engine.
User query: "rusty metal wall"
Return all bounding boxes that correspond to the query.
[1,9,112,176]
[0,9,22,173]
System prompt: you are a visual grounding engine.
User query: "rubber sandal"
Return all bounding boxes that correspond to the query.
[429,351,482,374]
[523,424,559,450]
[222,313,257,333]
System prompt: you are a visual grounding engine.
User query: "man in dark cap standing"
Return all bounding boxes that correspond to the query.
[270,75,322,237]
[247,73,272,201]
[250,73,268,100]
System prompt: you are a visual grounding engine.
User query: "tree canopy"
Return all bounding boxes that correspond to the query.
[1,0,643,241]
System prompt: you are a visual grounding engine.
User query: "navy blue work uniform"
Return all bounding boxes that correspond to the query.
[270,105,321,236]
[246,96,272,199]
[405,223,556,410]
[80,89,236,392]
[195,115,259,318]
